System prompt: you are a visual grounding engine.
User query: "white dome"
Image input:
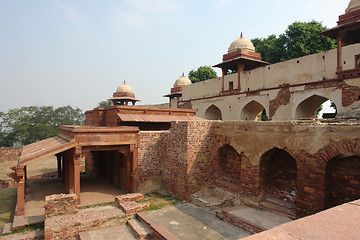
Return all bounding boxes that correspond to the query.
[228,33,255,53]
[116,81,133,93]
[345,0,360,13]
[174,74,192,88]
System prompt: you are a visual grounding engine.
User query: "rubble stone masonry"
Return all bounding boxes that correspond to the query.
[135,120,360,218]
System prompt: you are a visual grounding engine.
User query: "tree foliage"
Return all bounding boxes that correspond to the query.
[188,66,218,83]
[97,100,112,108]
[0,106,85,147]
[252,21,337,64]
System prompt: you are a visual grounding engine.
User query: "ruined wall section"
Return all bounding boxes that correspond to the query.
[135,130,169,194]
[185,121,213,199]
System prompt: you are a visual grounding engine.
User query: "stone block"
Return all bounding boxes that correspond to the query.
[44,193,78,218]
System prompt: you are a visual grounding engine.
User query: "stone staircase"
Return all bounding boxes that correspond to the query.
[79,211,178,240]
[260,197,296,219]
[127,219,152,240]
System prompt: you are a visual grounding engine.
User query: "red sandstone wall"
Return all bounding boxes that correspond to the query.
[135,131,169,193]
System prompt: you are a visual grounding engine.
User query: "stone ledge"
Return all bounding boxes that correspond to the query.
[119,201,150,215]
[115,193,144,204]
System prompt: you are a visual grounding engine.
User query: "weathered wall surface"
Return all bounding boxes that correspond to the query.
[135,120,360,218]
[135,130,169,194]
[175,43,360,121]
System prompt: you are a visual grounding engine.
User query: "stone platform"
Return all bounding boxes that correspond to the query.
[216,205,292,234]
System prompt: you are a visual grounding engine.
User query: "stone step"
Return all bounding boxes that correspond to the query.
[261,201,296,219]
[265,197,295,210]
[137,212,179,240]
[217,205,293,234]
[1,222,12,235]
[79,225,138,240]
[118,200,150,215]
[12,215,26,230]
[128,219,152,240]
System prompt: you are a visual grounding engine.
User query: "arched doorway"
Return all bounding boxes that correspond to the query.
[216,145,241,191]
[295,95,337,119]
[241,101,267,121]
[260,148,297,218]
[325,155,360,209]
[204,105,222,120]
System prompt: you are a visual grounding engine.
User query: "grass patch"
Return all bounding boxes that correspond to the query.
[140,192,182,211]
[78,201,114,210]
[0,187,17,230]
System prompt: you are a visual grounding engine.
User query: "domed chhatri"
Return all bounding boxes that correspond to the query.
[228,33,255,53]
[346,0,360,13]
[109,81,140,106]
[174,73,192,88]
[116,81,133,94]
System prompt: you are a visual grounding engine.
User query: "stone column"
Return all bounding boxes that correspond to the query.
[15,166,25,216]
[64,151,70,192]
[237,63,244,90]
[221,68,226,92]
[73,147,82,203]
[129,144,138,193]
[56,154,62,178]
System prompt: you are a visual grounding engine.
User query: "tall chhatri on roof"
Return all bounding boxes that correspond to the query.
[228,33,256,53]
[173,73,192,88]
[214,33,269,93]
[321,0,360,78]
[164,73,192,108]
[108,81,140,106]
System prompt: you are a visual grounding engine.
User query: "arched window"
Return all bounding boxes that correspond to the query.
[295,95,337,119]
[241,101,267,121]
[204,105,222,120]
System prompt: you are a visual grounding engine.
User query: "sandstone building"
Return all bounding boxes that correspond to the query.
[7,0,360,235]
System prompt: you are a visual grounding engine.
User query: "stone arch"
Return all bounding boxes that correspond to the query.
[215,144,241,191]
[295,94,337,119]
[314,139,360,169]
[325,155,360,209]
[241,100,267,121]
[204,104,222,120]
[259,147,297,217]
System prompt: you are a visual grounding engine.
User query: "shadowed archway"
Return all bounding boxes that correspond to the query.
[204,105,222,120]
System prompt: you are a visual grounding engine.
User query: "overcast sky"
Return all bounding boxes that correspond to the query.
[0,0,349,113]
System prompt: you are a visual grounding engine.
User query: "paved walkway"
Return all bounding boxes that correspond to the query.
[147,203,251,240]
[80,225,137,240]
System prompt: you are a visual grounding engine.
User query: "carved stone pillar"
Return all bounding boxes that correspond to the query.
[15,166,25,216]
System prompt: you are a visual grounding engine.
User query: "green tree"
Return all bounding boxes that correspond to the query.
[0,106,85,146]
[252,21,337,64]
[188,66,218,83]
[97,100,112,108]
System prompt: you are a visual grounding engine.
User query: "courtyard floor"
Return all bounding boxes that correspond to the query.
[24,174,124,217]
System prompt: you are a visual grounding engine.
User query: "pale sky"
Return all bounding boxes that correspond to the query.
[0,0,349,113]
